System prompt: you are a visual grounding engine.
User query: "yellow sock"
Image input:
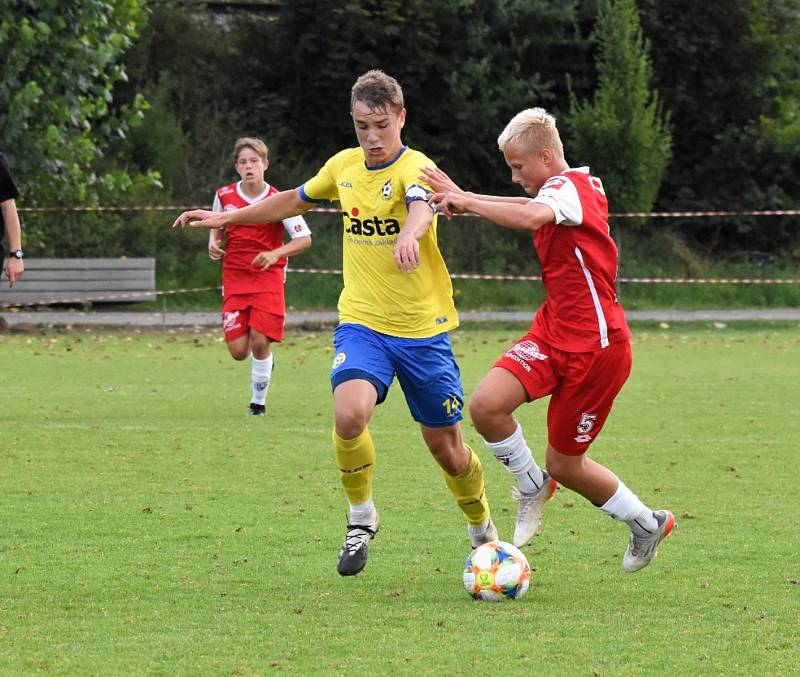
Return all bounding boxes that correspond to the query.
[333,427,376,505]
[443,446,491,526]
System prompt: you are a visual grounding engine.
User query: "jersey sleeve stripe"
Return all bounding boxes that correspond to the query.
[298,184,326,204]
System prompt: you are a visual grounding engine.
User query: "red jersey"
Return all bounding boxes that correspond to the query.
[528,167,630,352]
[213,182,310,296]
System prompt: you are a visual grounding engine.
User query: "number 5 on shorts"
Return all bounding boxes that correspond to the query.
[575,412,597,443]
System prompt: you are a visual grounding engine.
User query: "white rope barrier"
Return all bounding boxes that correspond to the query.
[3,268,800,310]
[17,205,800,218]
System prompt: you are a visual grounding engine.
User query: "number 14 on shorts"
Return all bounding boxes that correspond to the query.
[442,395,462,417]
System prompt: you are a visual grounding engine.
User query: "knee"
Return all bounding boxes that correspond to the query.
[250,334,270,358]
[228,345,249,361]
[468,389,502,435]
[334,407,369,440]
[431,442,468,476]
[425,431,469,476]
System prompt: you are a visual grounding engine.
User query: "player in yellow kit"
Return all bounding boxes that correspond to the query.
[174,70,497,576]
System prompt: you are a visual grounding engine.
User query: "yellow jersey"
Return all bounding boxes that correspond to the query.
[299,146,458,338]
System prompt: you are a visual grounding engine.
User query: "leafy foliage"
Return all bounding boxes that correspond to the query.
[0,0,157,204]
[5,0,798,271]
[568,0,671,223]
[752,0,800,152]
[637,0,800,255]
[262,0,588,193]
[0,0,166,260]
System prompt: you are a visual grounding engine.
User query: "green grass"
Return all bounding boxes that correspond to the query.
[1,324,799,675]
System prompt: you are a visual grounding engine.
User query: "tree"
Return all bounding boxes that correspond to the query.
[0,0,155,206]
[637,0,799,256]
[119,0,257,202]
[568,0,671,223]
[213,0,593,276]
[245,0,586,194]
[752,0,800,153]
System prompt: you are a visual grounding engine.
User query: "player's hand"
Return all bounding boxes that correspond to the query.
[3,257,24,286]
[252,250,279,271]
[420,166,464,195]
[428,192,469,219]
[172,209,223,229]
[393,230,420,273]
[208,239,225,260]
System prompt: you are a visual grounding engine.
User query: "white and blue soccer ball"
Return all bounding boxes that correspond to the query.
[463,541,531,602]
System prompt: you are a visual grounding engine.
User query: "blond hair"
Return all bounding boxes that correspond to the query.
[351,70,404,114]
[232,137,269,163]
[497,108,564,158]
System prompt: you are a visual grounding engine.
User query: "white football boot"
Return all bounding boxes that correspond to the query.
[511,471,559,547]
[622,509,676,572]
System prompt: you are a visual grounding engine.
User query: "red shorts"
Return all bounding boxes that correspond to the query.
[494,334,632,455]
[221,292,285,343]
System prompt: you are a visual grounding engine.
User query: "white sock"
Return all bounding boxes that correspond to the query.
[599,480,658,536]
[349,500,376,526]
[483,421,545,494]
[250,353,273,405]
[467,519,492,537]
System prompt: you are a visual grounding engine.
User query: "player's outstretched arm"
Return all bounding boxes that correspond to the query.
[420,166,466,196]
[421,166,529,206]
[430,191,554,232]
[173,189,312,230]
[172,209,224,229]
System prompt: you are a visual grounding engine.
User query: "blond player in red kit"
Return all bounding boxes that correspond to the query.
[424,108,675,573]
[209,138,311,416]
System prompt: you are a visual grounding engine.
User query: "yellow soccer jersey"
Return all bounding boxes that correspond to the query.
[299,146,458,338]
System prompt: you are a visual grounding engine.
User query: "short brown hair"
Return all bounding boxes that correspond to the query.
[232,137,269,163]
[351,70,404,114]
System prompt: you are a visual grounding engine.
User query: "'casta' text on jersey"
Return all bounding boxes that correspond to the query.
[342,210,401,236]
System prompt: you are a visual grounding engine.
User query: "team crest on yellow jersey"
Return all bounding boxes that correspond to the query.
[300,146,459,337]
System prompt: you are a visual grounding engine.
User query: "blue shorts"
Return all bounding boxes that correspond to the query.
[330,323,464,427]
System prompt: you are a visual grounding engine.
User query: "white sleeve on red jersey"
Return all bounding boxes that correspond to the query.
[282,215,311,239]
[212,193,222,213]
[530,174,583,226]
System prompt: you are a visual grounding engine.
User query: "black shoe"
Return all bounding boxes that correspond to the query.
[248,403,266,416]
[337,516,379,576]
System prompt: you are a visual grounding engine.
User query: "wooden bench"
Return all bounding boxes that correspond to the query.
[0,257,156,308]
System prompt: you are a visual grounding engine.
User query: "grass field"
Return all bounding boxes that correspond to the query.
[1,323,799,675]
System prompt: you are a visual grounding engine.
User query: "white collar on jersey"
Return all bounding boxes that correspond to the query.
[236,180,271,204]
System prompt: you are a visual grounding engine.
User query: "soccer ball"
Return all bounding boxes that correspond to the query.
[463,541,531,602]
